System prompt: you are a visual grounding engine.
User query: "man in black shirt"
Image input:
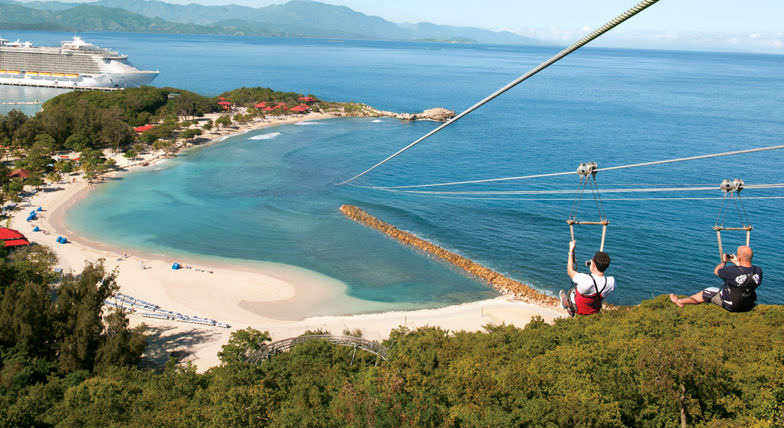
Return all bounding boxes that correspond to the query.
[670,245,762,312]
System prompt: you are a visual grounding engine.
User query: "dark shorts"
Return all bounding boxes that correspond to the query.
[701,287,724,306]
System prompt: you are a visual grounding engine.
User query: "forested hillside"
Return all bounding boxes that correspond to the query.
[2,242,782,428]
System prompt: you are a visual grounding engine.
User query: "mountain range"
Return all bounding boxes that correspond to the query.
[0,0,546,45]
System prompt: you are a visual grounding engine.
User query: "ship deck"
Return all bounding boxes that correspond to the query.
[0,81,121,91]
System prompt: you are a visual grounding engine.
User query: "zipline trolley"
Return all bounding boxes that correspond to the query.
[714,178,752,261]
[567,162,609,251]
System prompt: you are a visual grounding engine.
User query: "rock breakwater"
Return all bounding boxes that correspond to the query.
[339,204,559,307]
[334,103,456,122]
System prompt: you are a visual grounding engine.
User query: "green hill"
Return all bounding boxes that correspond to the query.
[0,4,222,34]
[3,0,547,45]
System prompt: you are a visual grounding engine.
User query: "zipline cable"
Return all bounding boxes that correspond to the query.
[378,195,784,202]
[368,183,784,196]
[335,0,662,186]
[366,144,784,190]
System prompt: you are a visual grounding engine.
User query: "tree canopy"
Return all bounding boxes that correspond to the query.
[2,244,782,428]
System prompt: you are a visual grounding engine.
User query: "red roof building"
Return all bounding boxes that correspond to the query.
[0,228,30,247]
[254,102,268,108]
[134,124,155,133]
[298,96,316,103]
[8,168,30,179]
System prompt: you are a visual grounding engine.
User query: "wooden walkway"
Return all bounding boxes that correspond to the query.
[247,334,389,364]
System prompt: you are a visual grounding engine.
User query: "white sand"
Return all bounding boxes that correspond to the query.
[6,112,565,371]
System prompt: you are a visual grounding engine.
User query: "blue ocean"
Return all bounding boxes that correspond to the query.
[5,31,783,311]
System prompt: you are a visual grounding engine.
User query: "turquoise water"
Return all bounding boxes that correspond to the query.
[69,120,499,309]
[3,30,782,308]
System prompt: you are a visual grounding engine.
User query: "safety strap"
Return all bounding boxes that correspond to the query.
[588,274,608,298]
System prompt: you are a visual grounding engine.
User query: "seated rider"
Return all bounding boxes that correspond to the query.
[560,240,616,317]
[670,245,761,312]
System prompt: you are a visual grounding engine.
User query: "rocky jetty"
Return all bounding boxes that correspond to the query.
[334,103,456,122]
[392,107,456,122]
[340,204,559,307]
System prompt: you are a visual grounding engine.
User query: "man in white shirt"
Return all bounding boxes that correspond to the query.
[559,240,616,316]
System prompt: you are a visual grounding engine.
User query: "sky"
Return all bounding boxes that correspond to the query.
[17,0,784,53]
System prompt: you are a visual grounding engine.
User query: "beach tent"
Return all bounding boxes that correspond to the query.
[33,226,40,232]
[172,262,181,270]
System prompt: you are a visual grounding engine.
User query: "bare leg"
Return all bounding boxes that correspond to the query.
[670,292,706,307]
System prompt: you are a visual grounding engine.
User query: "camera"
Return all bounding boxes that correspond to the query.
[585,259,592,267]
[724,253,735,262]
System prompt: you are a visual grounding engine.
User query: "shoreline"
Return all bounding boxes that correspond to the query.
[7,111,565,371]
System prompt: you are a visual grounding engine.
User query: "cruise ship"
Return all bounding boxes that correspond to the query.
[0,36,158,89]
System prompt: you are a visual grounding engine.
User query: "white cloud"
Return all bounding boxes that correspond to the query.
[500,27,784,54]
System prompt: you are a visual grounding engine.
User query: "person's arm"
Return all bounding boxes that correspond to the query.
[714,253,732,277]
[567,240,577,279]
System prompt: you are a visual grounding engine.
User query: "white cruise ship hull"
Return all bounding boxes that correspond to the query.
[0,36,159,90]
[0,70,158,89]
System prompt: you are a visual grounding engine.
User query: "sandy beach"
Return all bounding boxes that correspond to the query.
[7,111,564,371]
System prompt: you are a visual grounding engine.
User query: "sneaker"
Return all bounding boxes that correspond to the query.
[559,290,575,317]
